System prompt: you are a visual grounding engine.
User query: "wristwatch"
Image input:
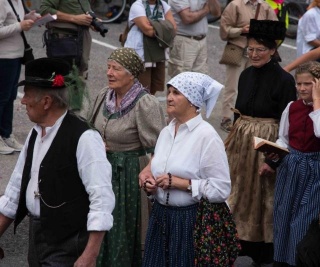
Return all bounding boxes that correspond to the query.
[186,180,192,194]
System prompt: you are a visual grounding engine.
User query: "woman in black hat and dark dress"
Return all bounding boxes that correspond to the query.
[224,19,297,266]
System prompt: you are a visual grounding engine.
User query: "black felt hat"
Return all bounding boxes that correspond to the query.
[18,58,71,88]
[244,19,286,41]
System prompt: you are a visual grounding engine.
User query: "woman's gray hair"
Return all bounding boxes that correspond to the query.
[108,59,133,76]
[108,59,139,83]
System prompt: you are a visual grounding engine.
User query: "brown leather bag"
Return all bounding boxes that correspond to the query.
[119,23,135,47]
[219,43,244,66]
[219,3,261,67]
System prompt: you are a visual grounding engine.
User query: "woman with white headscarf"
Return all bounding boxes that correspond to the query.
[139,72,233,266]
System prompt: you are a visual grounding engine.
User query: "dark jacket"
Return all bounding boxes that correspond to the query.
[143,19,175,62]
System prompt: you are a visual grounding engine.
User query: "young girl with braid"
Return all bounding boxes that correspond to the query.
[260,61,320,266]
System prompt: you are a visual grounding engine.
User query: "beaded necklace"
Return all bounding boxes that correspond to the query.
[163,173,172,267]
[143,172,172,267]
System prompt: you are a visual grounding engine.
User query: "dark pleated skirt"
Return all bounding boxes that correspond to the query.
[274,148,320,265]
[142,200,198,267]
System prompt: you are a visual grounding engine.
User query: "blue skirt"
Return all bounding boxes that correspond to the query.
[273,148,320,265]
[142,201,198,267]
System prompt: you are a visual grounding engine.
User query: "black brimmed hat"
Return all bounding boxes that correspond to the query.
[243,19,286,41]
[18,58,71,88]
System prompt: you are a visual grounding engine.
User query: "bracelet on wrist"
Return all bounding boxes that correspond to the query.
[186,179,192,194]
[143,180,152,196]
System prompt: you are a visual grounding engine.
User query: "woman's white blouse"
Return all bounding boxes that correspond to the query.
[151,114,231,206]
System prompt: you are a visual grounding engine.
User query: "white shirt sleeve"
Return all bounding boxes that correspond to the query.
[191,135,231,203]
[0,130,32,219]
[77,130,115,231]
[161,0,171,14]
[309,108,320,137]
[169,0,190,12]
[303,9,320,43]
[129,1,146,22]
[276,102,292,148]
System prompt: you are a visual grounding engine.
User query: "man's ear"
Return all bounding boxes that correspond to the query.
[42,95,54,110]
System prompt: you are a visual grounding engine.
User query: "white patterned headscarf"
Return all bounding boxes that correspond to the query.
[167,72,224,118]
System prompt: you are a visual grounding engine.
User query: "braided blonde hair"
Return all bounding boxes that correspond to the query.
[295,61,320,79]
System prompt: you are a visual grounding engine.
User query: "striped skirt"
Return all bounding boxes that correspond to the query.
[142,201,198,267]
[274,148,320,265]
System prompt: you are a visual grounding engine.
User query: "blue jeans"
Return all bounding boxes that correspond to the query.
[0,58,21,138]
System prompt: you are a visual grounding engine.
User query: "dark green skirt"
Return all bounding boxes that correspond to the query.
[97,150,145,267]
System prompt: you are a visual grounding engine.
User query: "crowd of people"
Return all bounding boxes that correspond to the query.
[1,0,320,266]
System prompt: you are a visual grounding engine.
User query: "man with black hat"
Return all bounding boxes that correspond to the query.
[0,58,115,266]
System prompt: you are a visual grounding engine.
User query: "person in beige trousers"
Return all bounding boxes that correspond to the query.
[219,0,277,133]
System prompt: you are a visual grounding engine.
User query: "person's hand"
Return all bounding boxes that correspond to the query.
[103,141,110,151]
[312,78,320,100]
[73,253,96,267]
[73,14,93,26]
[20,19,34,31]
[0,246,4,259]
[90,25,97,32]
[259,163,275,177]
[156,173,172,190]
[242,25,250,34]
[139,168,154,188]
[203,2,210,13]
[263,152,280,161]
[142,178,157,196]
[24,10,41,21]
[207,0,221,17]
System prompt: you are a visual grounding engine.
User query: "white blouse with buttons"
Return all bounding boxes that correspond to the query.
[151,114,231,207]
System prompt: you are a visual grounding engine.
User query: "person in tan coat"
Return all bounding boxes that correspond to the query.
[219,0,277,133]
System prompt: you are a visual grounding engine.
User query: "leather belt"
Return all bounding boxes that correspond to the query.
[177,34,206,41]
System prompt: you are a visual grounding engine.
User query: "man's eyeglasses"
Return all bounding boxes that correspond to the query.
[246,47,269,55]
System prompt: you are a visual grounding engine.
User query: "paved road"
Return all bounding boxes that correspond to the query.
[0,19,297,266]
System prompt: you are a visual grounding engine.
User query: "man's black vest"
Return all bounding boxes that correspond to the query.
[14,112,91,244]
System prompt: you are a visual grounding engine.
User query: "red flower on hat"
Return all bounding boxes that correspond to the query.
[52,74,64,87]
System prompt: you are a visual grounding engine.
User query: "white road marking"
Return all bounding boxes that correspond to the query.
[16,25,296,99]
[92,39,118,49]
